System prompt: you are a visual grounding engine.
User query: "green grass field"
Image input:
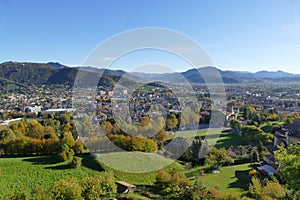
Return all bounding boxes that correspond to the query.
[96,152,185,185]
[168,129,248,148]
[0,153,184,197]
[200,163,253,195]
[0,155,104,198]
[259,121,285,133]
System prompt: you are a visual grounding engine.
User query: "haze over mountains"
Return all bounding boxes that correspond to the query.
[1,61,300,87]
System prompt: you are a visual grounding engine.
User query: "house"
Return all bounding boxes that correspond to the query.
[274,119,300,146]
[116,181,136,193]
[256,164,277,178]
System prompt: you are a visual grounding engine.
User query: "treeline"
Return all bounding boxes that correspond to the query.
[107,133,158,152]
[0,114,84,157]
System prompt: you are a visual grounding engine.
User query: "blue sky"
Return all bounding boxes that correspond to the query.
[1,0,300,73]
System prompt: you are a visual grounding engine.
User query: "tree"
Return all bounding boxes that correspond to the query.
[155,129,167,143]
[160,169,192,198]
[26,120,45,139]
[73,140,85,154]
[241,126,274,145]
[101,120,113,134]
[249,177,286,200]
[205,147,234,168]
[0,125,15,141]
[274,144,300,199]
[44,126,58,140]
[229,119,242,132]
[250,147,260,162]
[241,105,257,120]
[249,177,263,199]
[180,138,203,165]
[181,107,200,128]
[166,114,178,131]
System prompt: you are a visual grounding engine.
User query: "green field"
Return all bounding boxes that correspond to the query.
[200,163,253,195]
[96,152,185,185]
[0,130,251,198]
[0,155,104,198]
[168,129,248,148]
[0,153,184,197]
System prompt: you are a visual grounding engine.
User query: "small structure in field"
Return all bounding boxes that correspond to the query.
[116,181,136,193]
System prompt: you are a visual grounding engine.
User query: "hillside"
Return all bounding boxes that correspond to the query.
[1,61,300,86]
[0,62,136,87]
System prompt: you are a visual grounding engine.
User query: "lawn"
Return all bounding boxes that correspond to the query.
[96,152,185,185]
[0,153,184,198]
[0,154,104,198]
[199,163,253,195]
[168,129,248,148]
[259,121,285,133]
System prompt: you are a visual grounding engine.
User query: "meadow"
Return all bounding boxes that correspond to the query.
[200,163,253,195]
[0,129,251,198]
[0,154,103,198]
[168,128,248,148]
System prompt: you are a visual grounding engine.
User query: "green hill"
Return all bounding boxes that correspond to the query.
[0,62,136,87]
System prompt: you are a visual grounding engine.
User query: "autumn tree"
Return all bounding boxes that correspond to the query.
[166,114,178,131]
[101,120,113,134]
[44,126,58,140]
[0,125,15,141]
[205,147,234,168]
[26,120,45,139]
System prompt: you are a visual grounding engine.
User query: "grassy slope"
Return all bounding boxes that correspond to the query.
[0,155,103,197]
[200,163,253,195]
[169,129,248,148]
[97,152,185,185]
[0,153,184,197]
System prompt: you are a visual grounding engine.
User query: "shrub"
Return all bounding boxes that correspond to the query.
[51,178,83,200]
[81,173,116,200]
[249,169,257,176]
[156,169,171,185]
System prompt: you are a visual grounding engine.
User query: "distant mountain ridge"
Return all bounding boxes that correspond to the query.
[47,62,69,69]
[1,61,300,86]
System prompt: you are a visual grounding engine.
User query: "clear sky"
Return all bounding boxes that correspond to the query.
[1,0,300,73]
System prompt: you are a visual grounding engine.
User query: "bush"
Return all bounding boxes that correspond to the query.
[156,169,171,184]
[51,178,83,200]
[81,173,116,200]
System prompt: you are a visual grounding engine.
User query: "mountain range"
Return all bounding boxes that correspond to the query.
[1,61,300,87]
